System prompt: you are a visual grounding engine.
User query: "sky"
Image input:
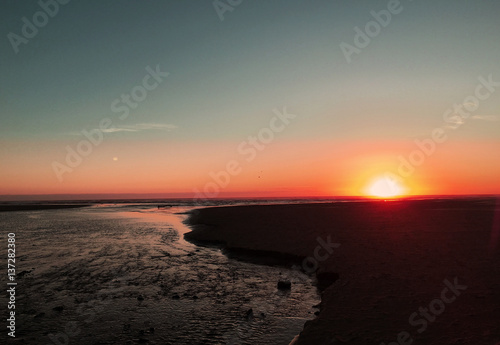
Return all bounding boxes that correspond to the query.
[1,0,499,199]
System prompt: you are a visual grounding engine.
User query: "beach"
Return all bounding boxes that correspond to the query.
[186,198,500,344]
[0,203,320,344]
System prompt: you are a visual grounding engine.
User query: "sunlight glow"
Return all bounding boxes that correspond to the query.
[366,176,404,198]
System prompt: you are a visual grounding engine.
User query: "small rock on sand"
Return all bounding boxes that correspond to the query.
[245,308,253,320]
[277,280,292,290]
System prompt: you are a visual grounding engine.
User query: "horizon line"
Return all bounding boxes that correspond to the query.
[0,193,499,203]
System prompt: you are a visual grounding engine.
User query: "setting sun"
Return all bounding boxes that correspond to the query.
[366,176,405,198]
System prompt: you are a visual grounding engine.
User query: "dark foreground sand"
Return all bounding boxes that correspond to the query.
[186,198,500,345]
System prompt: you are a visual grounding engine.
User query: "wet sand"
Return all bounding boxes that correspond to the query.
[185,198,500,344]
[0,204,319,344]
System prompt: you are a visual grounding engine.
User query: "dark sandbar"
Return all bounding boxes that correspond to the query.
[186,198,500,344]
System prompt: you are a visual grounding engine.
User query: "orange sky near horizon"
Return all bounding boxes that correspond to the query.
[1,138,499,199]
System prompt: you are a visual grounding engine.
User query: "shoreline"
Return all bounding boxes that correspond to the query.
[0,204,91,212]
[184,207,327,345]
[184,205,341,290]
[184,198,500,344]
[184,219,307,267]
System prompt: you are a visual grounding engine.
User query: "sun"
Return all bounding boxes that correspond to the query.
[366,176,405,198]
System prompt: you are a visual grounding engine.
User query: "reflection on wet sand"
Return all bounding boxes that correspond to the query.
[1,204,319,344]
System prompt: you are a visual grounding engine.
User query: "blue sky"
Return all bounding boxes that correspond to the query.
[2,0,498,139]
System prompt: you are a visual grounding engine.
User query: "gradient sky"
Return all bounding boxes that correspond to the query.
[1,0,499,199]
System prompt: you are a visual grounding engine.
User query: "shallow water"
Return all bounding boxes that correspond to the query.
[1,204,319,344]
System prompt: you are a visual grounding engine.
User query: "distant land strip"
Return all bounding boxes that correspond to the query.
[0,204,90,212]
